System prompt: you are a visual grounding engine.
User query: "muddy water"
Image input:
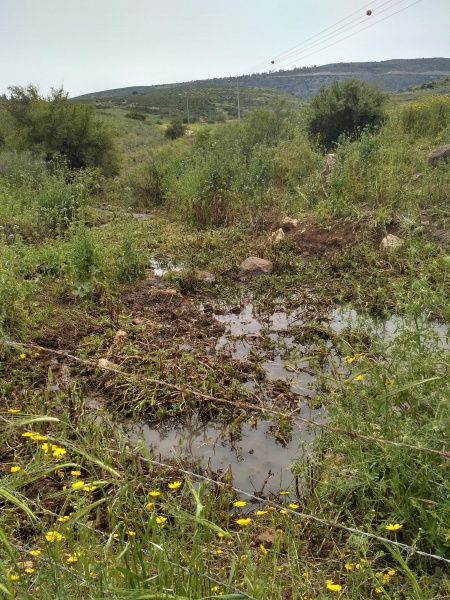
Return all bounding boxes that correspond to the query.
[129,296,449,492]
[129,298,324,493]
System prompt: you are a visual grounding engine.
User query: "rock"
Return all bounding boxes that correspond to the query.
[428,144,450,168]
[280,216,299,230]
[238,257,273,282]
[97,358,120,371]
[381,234,404,251]
[268,228,285,244]
[195,270,216,283]
[113,330,127,345]
[321,153,339,180]
[255,531,275,548]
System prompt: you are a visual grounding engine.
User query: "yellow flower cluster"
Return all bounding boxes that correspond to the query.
[375,569,396,585]
[42,443,67,459]
[45,530,65,542]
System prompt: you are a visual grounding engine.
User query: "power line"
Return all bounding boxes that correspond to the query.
[246,0,399,74]
[244,0,397,74]
[241,0,423,78]
[279,0,424,71]
[268,0,412,70]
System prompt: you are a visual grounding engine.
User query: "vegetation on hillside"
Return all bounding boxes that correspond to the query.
[0,79,449,598]
[73,57,450,102]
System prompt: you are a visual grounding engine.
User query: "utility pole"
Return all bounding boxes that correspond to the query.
[237,77,241,121]
[186,87,190,125]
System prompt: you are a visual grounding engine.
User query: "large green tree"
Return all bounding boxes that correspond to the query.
[3,85,119,175]
[307,79,388,150]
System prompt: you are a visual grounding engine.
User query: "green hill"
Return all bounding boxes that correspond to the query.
[72,57,450,104]
[74,85,302,124]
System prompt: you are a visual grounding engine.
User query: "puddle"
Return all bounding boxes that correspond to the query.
[129,408,321,493]
[214,300,316,396]
[128,297,450,492]
[133,298,325,491]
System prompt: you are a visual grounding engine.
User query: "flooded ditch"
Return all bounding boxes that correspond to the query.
[127,289,449,493]
[128,294,333,493]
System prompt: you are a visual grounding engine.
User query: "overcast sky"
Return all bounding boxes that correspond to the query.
[1,0,449,98]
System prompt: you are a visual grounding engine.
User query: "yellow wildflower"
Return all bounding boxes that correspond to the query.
[255,510,268,516]
[214,549,223,554]
[29,550,41,556]
[375,588,383,594]
[387,569,395,576]
[58,516,70,522]
[19,354,26,359]
[70,470,81,476]
[7,409,20,413]
[22,432,47,441]
[127,530,136,536]
[385,379,394,386]
[288,503,299,509]
[24,568,35,574]
[259,544,268,554]
[354,374,364,381]
[236,517,251,527]
[326,582,342,592]
[168,481,182,490]
[52,447,67,460]
[10,466,21,473]
[217,532,225,538]
[148,490,161,497]
[279,509,288,515]
[10,574,19,581]
[344,563,353,570]
[233,501,247,507]
[156,516,167,525]
[71,481,85,489]
[385,523,403,531]
[66,552,81,563]
[145,502,154,510]
[278,490,289,495]
[83,486,98,492]
[45,531,64,542]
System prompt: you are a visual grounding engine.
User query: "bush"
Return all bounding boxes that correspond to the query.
[307,79,388,150]
[3,84,119,175]
[165,118,186,140]
[125,111,147,122]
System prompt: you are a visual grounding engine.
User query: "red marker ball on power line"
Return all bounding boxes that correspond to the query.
[366,10,372,15]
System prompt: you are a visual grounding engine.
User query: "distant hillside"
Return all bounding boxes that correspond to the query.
[73,58,450,102]
[74,86,302,124]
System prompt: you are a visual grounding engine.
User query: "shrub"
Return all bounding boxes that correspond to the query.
[125,111,147,122]
[3,84,119,175]
[307,79,388,150]
[165,118,186,140]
